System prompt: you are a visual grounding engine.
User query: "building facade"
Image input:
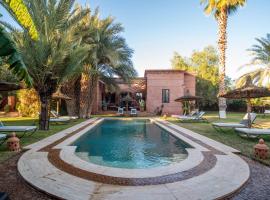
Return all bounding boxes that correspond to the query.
[92,69,196,115]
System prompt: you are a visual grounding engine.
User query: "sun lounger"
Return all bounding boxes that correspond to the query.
[0,121,37,138]
[117,107,124,116]
[176,111,207,122]
[171,111,197,119]
[130,108,137,116]
[212,113,257,132]
[49,117,71,124]
[50,110,78,120]
[235,128,270,138]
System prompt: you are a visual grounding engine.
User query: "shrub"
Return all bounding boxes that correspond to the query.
[16,89,40,117]
[3,104,10,113]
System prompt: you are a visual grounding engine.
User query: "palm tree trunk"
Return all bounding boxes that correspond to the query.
[86,75,98,118]
[217,6,228,119]
[61,78,80,116]
[79,73,90,118]
[38,91,50,130]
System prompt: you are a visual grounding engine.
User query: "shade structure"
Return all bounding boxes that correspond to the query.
[175,90,201,115]
[52,90,72,100]
[175,95,202,102]
[219,86,270,99]
[219,77,270,128]
[0,82,23,92]
[52,89,72,115]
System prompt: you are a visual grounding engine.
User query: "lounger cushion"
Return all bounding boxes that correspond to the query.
[0,126,37,132]
[212,123,246,128]
[235,128,270,135]
[50,118,70,122]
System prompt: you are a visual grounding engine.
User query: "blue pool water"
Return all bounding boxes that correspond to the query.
[72,119,192,169]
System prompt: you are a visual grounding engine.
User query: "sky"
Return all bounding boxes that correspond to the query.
[1,0,269,79]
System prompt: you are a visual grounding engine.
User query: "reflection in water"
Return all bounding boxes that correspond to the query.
[72,119,192,169]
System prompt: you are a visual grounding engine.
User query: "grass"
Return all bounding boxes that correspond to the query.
[167,112,270,166]
[0,117,85,163]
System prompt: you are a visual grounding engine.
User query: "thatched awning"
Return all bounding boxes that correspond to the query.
[0,82,24,92]
[175,89,201,102]
[219,86,270,99]
[52,90,71,100]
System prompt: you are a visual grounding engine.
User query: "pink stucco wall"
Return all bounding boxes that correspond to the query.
[145,70,196,115]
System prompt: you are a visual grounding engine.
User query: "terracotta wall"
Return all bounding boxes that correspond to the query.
[145,71,195,115]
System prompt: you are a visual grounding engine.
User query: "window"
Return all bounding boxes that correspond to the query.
[162,89,170,103]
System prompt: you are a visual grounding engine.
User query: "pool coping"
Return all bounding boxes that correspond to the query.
[18,117,250,200]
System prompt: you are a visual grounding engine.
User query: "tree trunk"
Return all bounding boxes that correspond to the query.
[79,73,90,118]
[217,7,228,119]
[38,91,50,130]
[61,77,80,116]
[86,75,98,118]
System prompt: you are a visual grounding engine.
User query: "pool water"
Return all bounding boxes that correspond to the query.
[72,119,192,169]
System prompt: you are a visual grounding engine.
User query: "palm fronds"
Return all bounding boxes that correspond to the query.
[0,26,32,86]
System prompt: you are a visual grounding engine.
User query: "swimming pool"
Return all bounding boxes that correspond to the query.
[72,119,192,169]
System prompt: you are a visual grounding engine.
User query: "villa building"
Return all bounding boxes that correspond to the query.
[92,69,196,115]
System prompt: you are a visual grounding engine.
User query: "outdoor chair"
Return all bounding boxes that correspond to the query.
[130,108,138,117]
[235,127,270,138]
[50,110,78,120]
[0,121,37,139]
[117,107,124,116]
[0,134,7,145]
[264,110,270,117]
[176,111,207,122]
[212,113,257,132]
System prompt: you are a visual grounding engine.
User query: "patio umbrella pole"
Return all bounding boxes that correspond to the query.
[247,98,252,128]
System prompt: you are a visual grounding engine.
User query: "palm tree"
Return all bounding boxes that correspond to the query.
[237,34,270,87]
[0,0,38,39]
[0,25,32,86]
[76,10,136,118]
[0,0,39,85]
[201,0,246,118]
[3,0,89,130]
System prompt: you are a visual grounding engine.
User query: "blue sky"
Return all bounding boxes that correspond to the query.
[1,0,269,79]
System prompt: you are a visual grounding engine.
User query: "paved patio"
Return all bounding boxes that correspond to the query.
[15,118,251,200]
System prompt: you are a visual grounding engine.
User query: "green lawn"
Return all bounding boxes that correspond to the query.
[0,117,85,163]
[167,112,270,166]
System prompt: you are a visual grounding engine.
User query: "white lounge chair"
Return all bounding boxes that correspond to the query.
[176,111,207,122]
[49,117,71,124]
[235,128,270,138]
[50,110,78,120]
[172,111,197,119]
[212,113,257,132]
[130,108,137,116]
[0,121,37,138]
[117,107,124,116]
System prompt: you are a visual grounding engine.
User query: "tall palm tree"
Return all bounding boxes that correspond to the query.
[201,0,246,118]
[77,10,136,118]
[3,0,89,130]
[237,34,270,87]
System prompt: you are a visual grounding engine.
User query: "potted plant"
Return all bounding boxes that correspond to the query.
[139,99,145,112]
